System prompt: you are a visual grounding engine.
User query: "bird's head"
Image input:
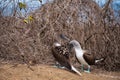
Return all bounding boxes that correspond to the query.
[69,40,82,49]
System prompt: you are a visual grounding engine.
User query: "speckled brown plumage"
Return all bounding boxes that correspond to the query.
[52,44,72,69]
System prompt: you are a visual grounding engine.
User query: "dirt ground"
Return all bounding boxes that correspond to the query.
[0,63,120,80]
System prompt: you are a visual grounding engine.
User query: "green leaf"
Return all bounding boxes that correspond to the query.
[23,19,28,24]
[18,2,26,10]
[28,16,34,21]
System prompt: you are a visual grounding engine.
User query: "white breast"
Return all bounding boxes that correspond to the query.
[75,49,88,66]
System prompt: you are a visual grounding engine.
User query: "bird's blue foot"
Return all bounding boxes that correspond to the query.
[84,70,90,73]
[84,66,91,73]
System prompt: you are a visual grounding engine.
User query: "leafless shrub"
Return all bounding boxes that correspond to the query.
[0,0,119,71]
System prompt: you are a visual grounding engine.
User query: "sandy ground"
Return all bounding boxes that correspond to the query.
[0,63,120,80]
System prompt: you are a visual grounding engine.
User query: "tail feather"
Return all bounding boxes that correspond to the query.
[95,58,104,63]
[53,42,61,47]
[71,65,82,76]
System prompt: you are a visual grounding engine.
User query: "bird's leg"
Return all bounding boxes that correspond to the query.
[88,65,91,73]
[53,62,59,67]
[84,65,90,73]
[54,62,60,67]
[81,64,84,71]
[56,62,61,67]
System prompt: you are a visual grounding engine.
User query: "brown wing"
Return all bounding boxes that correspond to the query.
[83,52,95,65]
[52,45,72,69]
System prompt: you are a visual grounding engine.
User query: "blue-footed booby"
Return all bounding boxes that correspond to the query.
[52,41,82,76]
[69,40,104,73]
[59,34,104,73]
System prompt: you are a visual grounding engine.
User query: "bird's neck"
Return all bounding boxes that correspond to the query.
[74,47,83,56]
